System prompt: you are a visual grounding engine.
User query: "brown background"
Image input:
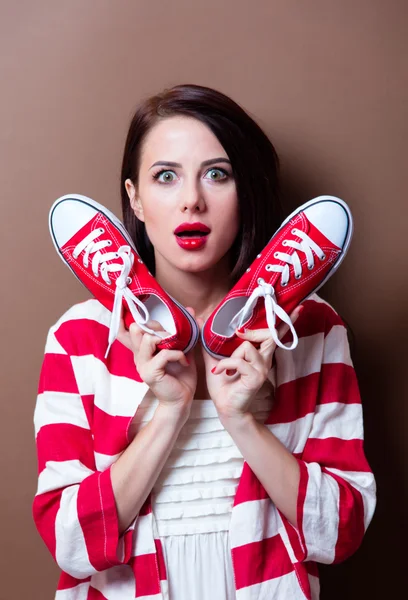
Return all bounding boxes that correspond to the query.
[1,1,406,598]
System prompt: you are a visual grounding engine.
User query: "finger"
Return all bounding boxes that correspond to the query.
[117,317,132,350]
[234,329,275,369]
[150,349,189,373]
[129,322,145,353]
[135,330,165,367]
[277,305,304,342]
[235,305,304,344]
[258,336,277,362]
[233,339,273,375]
[144,319,173,339]
[235,327,273,343]
[230,339,262,363]
[291,305,304,323]
[132,319,171,337]
[212,357,254,378]
[129,319,170,352]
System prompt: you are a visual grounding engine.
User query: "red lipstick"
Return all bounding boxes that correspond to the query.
[174,221,211,251]
[175,236,208,250]
[174,222,211,235]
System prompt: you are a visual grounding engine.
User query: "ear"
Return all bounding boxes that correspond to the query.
[125,178,144,222]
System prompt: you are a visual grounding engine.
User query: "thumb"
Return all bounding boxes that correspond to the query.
[185,306,196,319]
[185,306,204,331]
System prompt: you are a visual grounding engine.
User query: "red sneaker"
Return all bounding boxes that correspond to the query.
[49,194,199,357]
[201,195,353,358]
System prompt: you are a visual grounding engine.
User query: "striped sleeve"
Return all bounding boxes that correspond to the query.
[32,324,135,579]
[281,309,376,565]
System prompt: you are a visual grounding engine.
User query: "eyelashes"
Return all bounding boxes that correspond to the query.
[152,169,176,183]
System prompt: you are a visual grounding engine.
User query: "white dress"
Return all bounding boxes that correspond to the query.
[132,385,274,600]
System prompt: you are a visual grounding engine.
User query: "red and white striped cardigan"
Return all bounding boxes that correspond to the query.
[33,294,376,599]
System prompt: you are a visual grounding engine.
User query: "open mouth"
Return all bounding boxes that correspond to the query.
[175,231,210,238]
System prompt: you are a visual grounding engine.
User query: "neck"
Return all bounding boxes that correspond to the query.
[154,255,232,321]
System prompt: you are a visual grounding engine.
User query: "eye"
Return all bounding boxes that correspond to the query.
[153,170,177,183]
[204,168,228,181]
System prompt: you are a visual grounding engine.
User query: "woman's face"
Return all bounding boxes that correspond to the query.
[125,116,240,276]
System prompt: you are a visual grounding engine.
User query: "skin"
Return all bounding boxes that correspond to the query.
[125,115,240,323]
[111,116,300,533]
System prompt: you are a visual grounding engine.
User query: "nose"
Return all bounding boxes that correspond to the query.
[179,177,206,213]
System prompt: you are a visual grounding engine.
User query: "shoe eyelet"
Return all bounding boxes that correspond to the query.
[295,274,301,279]
[257,254,262,258]
[281,281,288,287]
[308,264,314,270]
[282,240,287,246]
[246,268,251,272]
[320,254,326,261]
[106,240,112,246]
[257,277,265,285]
[138,258,143,263]
[126,277,132,285]
[291,228,298,235]
[274,252,280,259]
[265,264,272,271]
[99,228,105,234]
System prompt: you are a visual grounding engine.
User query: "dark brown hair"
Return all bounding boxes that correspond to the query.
[120,84,282,284]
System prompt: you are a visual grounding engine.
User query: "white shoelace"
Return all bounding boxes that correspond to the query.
[230,229,325,350]
[73,228,162,357]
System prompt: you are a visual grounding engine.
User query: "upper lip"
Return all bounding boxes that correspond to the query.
[174,222,211,235]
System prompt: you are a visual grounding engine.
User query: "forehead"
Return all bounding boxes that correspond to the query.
[140,116,228,164]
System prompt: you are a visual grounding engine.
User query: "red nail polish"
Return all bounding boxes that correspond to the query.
[211,367,217,374]
[237,327,246,334]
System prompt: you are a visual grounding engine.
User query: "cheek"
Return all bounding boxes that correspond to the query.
[139,187,171,224]
[220,188,240,228]
[143,210,167,235]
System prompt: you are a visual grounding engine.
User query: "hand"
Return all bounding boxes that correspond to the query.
[117,311,197,415]
[198,306,303,421]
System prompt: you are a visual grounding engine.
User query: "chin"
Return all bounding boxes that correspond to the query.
[183,253,230,274]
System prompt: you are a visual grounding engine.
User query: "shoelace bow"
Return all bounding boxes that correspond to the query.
[229,229,326,350]
[73,228,162,357]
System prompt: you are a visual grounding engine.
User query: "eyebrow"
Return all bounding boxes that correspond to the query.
[149,157,231,170]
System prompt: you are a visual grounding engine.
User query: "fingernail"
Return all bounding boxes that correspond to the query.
[211,367,217,374]
[226,369,235,376]
[237,327,246,334]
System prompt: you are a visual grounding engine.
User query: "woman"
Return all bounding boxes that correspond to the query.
[33,84,376,599]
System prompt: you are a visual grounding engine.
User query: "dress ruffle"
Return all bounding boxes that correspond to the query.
[135,389,274,598]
